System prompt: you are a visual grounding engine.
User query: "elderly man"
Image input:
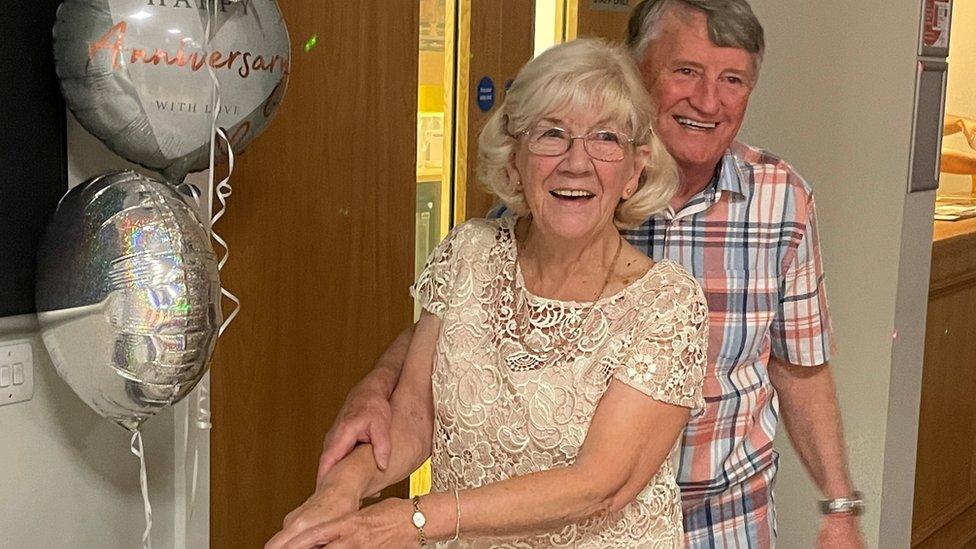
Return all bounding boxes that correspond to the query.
[316,0,865,546]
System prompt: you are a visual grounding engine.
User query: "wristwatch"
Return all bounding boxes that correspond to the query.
[411,496,428,547]
[819,491,865,516]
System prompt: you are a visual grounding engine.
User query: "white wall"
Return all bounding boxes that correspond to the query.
[940,0,976,197]
[0,114,209,548]
[739,1,929,547]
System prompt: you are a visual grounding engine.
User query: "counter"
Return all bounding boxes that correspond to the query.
[912,216,976,548]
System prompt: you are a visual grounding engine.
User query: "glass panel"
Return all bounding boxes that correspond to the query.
[412,0,456,498]
[935,2,976,218]
[534,0,565,57]
[416,0,454,294]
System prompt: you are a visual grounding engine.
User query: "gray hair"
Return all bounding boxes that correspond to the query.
[626,0,765,75]
[476,39,678,230]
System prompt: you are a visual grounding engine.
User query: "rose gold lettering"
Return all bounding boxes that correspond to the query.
[223,51,242,72]
[89,21,127,70]
[188,52,206,71]
[239,52,252,78]
[210,50,228,69]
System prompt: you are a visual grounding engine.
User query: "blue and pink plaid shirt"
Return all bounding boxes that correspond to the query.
[624,141,834,547]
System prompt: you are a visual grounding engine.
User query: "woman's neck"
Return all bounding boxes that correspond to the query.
[515,217,621,301]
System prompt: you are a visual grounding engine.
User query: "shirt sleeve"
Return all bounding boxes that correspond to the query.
[769,196,834,366]
[614,269,707,414]
[410,225,463,317]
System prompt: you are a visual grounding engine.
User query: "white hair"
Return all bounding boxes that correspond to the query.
[476,38,678,229]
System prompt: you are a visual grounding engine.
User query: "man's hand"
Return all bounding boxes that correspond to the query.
[317,385,394,484]
[818,514,866,549]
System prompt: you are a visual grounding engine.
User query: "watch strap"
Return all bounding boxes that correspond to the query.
[411,496,428,547]
[819,491,865,516]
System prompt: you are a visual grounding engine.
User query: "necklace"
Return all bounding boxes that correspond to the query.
[504,226,624,372]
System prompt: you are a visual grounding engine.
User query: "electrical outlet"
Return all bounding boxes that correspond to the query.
[0,340,33,407]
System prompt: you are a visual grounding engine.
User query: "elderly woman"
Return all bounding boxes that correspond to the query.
[267,38,707,548]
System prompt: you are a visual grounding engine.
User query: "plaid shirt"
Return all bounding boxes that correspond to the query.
[624,141,834,546]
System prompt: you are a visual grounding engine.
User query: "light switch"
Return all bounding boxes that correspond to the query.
[0,340,33,407]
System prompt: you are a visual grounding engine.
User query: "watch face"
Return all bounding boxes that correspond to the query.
[413,511,427,528]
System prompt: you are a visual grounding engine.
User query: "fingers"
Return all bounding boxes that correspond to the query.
[280,521,341,549]
[368,420,392,471]
[316,424,364,484]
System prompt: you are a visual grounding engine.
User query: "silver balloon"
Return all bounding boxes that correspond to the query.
[36,171,222,431]
[53,0,290,181]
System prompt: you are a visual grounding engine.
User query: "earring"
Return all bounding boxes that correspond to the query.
[514,180,522,188]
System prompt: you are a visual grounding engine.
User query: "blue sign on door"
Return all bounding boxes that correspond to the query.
[476,76,495,112]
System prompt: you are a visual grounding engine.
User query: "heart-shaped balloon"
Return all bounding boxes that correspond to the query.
[36,170,222,431]
[53,0,290,182]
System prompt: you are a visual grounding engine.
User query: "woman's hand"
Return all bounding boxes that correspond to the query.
[267,497,416,549]
[266,482,362,549]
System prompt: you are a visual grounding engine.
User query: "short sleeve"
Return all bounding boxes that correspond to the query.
[410,219,497,317]
[614,267,707,414]
[769,197,834,366]
[410,227,462,317]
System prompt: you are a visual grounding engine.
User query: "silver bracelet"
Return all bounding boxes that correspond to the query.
[818,491,865,516]
[452,488,461,541]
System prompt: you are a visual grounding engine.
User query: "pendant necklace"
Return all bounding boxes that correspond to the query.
[504,227,623,372]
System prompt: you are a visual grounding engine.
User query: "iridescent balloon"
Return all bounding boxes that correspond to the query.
[53,0,290,182]
[36,171,222,431]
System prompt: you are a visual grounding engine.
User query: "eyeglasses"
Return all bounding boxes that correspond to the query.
[517,126,638,162]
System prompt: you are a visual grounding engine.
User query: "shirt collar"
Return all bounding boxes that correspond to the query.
[713,148,745,201]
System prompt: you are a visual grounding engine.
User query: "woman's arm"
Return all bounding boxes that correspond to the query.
[275,380,691,548]
[420,380,691,540]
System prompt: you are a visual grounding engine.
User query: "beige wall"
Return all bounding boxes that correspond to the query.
[940,1,976,196]
[0,114,208,548]
[739,1,929,547]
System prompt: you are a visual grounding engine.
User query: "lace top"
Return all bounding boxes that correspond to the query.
[411,217,707,548]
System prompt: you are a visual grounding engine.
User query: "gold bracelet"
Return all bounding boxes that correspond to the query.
[452,488,461,542]
[411,496,428,547]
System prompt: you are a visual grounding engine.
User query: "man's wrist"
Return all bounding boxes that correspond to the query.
[819,491,865,516]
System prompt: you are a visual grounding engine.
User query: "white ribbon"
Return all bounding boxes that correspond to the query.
[130,430,153,549]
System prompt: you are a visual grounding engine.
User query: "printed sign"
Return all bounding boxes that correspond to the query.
[921,0,952,53]
[589,0,631,12]
[476,76,495,112]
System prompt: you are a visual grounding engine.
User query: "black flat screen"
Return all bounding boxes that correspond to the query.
[0,1,69,317]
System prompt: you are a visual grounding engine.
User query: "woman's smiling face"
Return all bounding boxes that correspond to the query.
[507,107,650,241]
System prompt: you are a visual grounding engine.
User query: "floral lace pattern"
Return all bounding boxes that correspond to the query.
[411,217,707,548]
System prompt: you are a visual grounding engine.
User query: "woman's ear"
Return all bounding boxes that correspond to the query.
[505,153,521,187]
[626,145,652,196]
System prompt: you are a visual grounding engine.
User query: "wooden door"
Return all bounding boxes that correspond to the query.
[209,2,418,546]
[455,0,534,222]
[568,0,636,42]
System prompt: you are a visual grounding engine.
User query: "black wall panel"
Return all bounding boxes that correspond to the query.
[0,1,69,317]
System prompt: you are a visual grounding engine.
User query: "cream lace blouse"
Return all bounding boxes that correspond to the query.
[411,217,707,548]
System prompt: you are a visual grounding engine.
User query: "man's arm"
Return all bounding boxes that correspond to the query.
[769,357,864,548]
[316,323,415,482]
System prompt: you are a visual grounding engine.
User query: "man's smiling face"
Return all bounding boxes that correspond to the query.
[639,7,757,176]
